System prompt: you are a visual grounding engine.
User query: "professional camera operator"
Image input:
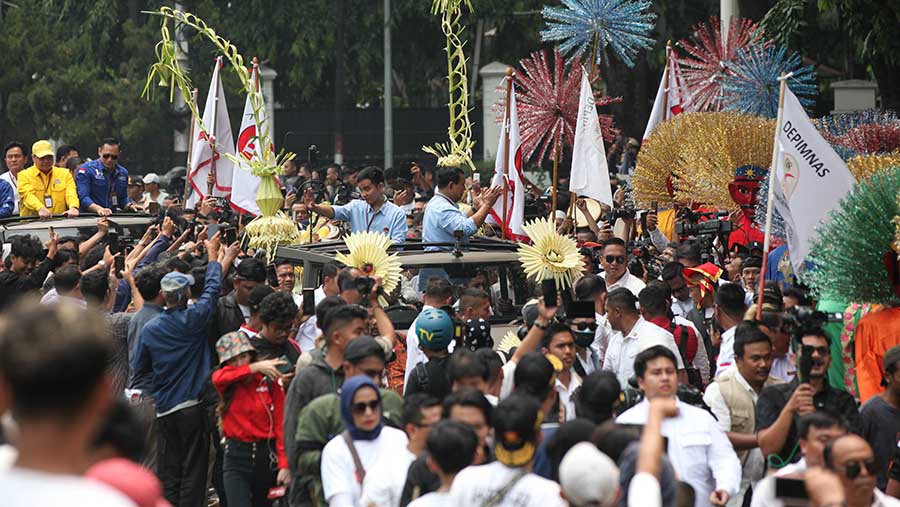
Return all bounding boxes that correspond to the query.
[756,318,860,466]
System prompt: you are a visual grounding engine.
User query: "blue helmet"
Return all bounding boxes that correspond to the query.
[415,308,455,351]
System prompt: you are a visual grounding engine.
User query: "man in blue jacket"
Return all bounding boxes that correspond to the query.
[132,234,221,507]
[75,137,131,216]
[0,178,15,218]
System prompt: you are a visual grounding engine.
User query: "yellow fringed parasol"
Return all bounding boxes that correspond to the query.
[518,217,584,289]
[334,232,403,297]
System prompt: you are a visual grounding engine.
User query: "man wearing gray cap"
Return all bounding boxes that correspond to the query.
[131,234,222,507]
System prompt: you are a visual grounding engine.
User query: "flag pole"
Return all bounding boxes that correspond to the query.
[588,32,600,82]
[662,41,672,120]
[501,67,513,240]
[208,57,220,198]
[756,74,789,320]
[551,140,560,219]
[183,88,198,205]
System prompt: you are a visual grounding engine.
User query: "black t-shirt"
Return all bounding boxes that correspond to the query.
[755,377,860,464]
[404,355,451,400]
[859,395,900,490]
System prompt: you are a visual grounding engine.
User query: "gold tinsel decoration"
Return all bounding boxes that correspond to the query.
[518,217,584,289]
[848,152,900,182]
[334,232,403,297]
[633,112,775,210]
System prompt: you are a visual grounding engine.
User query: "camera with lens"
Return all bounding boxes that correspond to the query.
[603,206,636,223]
[579,245,603,274]
[354,276,375,298]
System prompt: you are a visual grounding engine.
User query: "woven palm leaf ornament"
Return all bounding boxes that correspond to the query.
[422,0,477,172]
[518,217,584,289]
[334,232,404,299]
[142,7,299,261]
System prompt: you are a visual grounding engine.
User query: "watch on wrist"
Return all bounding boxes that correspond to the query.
[535,320,549,330]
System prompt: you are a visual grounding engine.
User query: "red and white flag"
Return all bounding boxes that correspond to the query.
[643,48,694,141]
[487,80,527,241]
[188,57,235,207]
[230,65,273,216]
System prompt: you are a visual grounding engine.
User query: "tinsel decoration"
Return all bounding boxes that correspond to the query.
[633,112,774,210]
[334,232,404,298]
[838,123,900,154]
[540,0,656,68]
[515,49,620,164]
[678,16,766,112]
[753,152,900,240]
[815,111,898,143]
[807,167,900,304]
[422,0,476,172]
[722,45,817,119]
[632,115,686,208]
[518,217,584,289]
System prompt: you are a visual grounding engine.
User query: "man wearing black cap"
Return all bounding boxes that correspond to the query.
[448,394,566,506]
[741,256,763,305]
[210,257,267,347]
[290,336,403,507]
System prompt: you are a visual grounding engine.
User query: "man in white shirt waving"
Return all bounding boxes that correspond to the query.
[603,288,686,388]
[617,345,741,507]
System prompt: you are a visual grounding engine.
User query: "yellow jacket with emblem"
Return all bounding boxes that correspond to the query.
[17,165,79,216]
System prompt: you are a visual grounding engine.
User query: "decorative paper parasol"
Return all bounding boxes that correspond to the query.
[540,0,656,68]
[678,16,766,112]
[518,217,584,289]
[334,232,403,297]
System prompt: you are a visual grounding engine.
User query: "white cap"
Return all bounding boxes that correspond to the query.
[559,442,619,507]
[143,173,160,184]
[554,210,567,220]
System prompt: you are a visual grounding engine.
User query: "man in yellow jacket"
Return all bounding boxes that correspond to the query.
[18,140,79,218]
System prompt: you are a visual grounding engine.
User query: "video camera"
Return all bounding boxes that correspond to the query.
[603,206,637,223]
[675,210,733,263]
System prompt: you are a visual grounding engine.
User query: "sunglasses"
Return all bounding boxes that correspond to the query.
[351,399,380,415]
[839,459,878,479]
[604,255,626,264]
[572,322,598,332]
[101,154,119,160]
[801,345,831,357]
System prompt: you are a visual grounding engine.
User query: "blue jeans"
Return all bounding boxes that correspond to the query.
[223,438,279,507]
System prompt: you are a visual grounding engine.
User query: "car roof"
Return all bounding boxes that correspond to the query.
[275,236,521,268]
[0,214,155,231]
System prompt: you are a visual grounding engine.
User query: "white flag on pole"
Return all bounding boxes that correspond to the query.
[188,57,235,207]
[772,86,855,271]
[230,66,273,216]
[569,67,613,206]
[642,48,693,141]
[487,80,527,241]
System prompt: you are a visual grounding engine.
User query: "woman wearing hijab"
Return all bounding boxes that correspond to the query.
[320,375,408,507]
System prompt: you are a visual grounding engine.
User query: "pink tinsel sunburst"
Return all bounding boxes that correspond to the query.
[840,123,900,154]
[513,49,620,164]
[679,16,766,112]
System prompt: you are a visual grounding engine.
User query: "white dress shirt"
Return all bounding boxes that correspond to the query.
[294,286,326,352]
[715,326,737,379]
[673,316,711,383]
[703,370,766,506]
[602,317,685,389]
[555,372,582,422]
[602,270,646,297]
[618,399,741,507]
[671,297,694,318]
[404,304,434,386]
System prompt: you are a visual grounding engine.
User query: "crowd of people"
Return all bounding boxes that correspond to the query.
[0,135,898,507]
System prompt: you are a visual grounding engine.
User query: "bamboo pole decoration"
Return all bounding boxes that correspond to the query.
[756,74,789,320]
[551,140,561,219]
[662,41,672,120]
[183,88,199,204]
[501,67,514,240]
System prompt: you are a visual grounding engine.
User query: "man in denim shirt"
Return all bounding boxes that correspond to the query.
[304,166,407,243]
[76,137,131,216]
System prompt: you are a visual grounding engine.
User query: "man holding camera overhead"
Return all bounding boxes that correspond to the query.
[755,320,859,466]
[303,166,407,244]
